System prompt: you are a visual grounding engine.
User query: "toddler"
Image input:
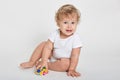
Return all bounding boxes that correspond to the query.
[20,4,82,77]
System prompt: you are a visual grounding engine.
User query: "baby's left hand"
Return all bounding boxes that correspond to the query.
[67,70,81,77]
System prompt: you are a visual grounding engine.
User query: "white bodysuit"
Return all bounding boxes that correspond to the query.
[48,29,83,61]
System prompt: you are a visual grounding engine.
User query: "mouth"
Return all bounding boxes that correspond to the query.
[66,30,72,32]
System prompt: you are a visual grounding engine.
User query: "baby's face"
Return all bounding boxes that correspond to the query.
[58,15,78,38]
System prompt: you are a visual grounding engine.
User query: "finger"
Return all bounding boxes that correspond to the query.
[40,65,45,70]
[74,72,79,77]
[39,66,42,70]
[41,64,48,70]
[67,72,71,76]
[67,71,72,77]
[67,71,74,77]
[35,61,39,66]
[36,64,41,70]
[71,73,75,77]
[74,72,81,77]
[77,72,81,76]
[40,64,45,69]
[71,72,78,77]
[44,65,48,69]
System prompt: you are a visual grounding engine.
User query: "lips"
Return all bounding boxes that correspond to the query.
[66,30,72,32]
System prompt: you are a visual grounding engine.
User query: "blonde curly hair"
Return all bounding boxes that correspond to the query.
[55,4,81,26]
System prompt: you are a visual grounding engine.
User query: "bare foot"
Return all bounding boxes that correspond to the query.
[20,62,34,69]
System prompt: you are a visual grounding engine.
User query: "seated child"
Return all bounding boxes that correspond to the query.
[20,4,83,77]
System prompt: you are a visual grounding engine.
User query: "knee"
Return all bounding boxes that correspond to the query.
[38,41,46,47]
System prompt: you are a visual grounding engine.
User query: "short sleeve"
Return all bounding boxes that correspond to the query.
[48,30,57,43]
[72,34,83,48]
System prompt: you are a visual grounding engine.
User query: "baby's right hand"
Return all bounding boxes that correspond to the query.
[36,60,48,70]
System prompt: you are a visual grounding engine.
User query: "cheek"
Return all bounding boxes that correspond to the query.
[61,23,66,26]
[60,27,66,30]
[60,24,67,28]
[72,26,77,31]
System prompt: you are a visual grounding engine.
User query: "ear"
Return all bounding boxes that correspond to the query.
[56,20,60,27]
[57,24,60,27]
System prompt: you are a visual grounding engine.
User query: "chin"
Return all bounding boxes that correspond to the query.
[66,33,73,36]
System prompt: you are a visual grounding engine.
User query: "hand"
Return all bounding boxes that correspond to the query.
[36,60,48,70]
[67,70,81,77]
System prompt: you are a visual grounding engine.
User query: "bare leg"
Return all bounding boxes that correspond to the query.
[20,41,46,68]
[48,58,70,72]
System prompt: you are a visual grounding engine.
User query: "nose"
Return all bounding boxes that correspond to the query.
[67,23,72,28]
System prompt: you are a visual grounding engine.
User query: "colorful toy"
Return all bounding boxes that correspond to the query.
[34,67,48,76]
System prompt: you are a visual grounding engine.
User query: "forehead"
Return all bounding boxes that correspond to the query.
[60,14,77,21]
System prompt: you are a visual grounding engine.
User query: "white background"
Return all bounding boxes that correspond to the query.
[0,0,120,80]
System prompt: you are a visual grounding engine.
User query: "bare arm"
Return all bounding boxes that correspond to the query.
[67,47,81,77]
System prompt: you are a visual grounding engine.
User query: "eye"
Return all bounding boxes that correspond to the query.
[64,22,67,24]
[71,22,75,24]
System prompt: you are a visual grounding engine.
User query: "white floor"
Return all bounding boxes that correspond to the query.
[0,51,119,80]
